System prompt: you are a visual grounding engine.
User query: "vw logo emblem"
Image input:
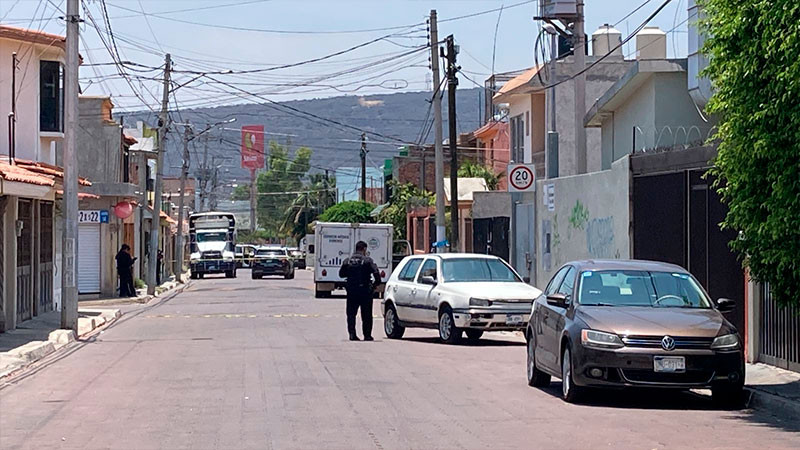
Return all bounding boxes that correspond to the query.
[661,335,676,351]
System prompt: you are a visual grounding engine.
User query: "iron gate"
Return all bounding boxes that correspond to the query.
[38,202,54,313]
[759,284,800,372]
[16,200,33,322]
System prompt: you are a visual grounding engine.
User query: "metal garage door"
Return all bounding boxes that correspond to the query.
[78,223,101,294]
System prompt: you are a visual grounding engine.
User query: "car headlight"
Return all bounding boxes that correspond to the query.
[469,298,491,307]
[711,333,739,350]
[189,252,200,261]
[581,329,624,349]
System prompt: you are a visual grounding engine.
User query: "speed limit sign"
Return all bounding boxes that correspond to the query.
[507,164,536,192]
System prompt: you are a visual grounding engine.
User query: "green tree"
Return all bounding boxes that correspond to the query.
[255,142,312,238]
[458,160,501,190]
[318,201,375,224]
[377,181,434,239]
[230,183,250,201]
[703,0,800,307]
[282,173,336,242]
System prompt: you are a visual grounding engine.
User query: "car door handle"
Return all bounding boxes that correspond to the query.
[411,288,417,295]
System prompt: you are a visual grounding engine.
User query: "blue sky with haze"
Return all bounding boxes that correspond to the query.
[2,0,690,112]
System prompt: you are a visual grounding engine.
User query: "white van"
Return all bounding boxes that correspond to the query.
[313,222,393,298]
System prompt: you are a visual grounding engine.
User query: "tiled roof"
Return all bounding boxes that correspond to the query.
[0,25,65,51]
[123,134,138,145]
[14,159,92,186]
[493,66,544,101]
[0,160,56,186]
[160,210,177,224]
[56,190,101,200]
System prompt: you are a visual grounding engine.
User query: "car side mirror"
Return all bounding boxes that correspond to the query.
[420,275,437,286]
[717,298,735,312]
[546,293,569,308]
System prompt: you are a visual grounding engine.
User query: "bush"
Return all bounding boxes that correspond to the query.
[318,201,376,224]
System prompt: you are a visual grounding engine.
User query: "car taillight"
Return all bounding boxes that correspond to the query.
[322,269,327,276]
[380,270,386,278]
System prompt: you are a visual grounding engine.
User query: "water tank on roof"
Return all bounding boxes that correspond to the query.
[687,0,712,107]
[592,24,623,58]
[540,0,577,19]
[636,26,667,60]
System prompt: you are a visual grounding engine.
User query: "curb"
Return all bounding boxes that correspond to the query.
[746,387,800,421]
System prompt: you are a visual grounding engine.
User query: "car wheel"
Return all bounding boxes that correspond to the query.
[384,305,405,339]
[561,347,584,403]
[252,273,261,280]
[285,270,294,280]
[198,273,204,279]
[527,335,551,387]
[465,329,483,342]
[712,382,744,409]
[438,308,461,344]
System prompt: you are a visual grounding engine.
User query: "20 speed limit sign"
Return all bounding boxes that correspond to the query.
[507,164,536,192]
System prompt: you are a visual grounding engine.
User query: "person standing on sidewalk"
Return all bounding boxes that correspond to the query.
[339,241,381,341]
[116,244,136,297]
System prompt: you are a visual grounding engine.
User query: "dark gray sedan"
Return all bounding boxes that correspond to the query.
[525,260,744,405]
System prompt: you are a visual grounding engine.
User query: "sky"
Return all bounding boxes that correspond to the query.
[1,0,691,113]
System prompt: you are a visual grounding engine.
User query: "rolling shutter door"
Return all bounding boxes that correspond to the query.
[78,223,101,294]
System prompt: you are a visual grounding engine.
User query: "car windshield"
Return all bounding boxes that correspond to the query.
[196,232,226,242]
[578,270,712,308]
[258,248,286,256]
[441,258,521,283]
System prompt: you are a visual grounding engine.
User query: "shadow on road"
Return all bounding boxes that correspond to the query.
[401,336,524,347]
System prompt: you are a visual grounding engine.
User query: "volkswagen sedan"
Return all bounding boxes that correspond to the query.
[525,260,744,405]
[382,254,542,344]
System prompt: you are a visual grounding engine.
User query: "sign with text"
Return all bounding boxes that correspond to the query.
[241,125,265,170]
[507,164,536,192]
[79,210,109,223]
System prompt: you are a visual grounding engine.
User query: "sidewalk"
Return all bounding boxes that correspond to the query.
[746,363,800,420]
[0,275,190,381]
[0,308,120,379]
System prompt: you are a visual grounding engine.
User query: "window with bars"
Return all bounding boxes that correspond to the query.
[510,114,525,163]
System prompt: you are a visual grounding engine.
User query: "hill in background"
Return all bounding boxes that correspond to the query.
[121,88,484,195]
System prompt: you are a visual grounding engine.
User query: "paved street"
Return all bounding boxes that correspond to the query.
[1,270,797,449]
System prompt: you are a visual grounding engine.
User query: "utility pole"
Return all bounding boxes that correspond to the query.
[445,35,459,252]
[148,53,171,295]
[573,0,587,174]
[429,10,446,253]
[544,24,559,179]
[360,132,367,202]
[175,124,190,278]
[61,0,80,331]
[249,169,257,232]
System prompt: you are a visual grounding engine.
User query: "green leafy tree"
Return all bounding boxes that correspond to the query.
[282,173,336,242]
[230,184,250,201]
[378,181,434,239]
[458,160,501,190]
[703,0,800,307]
[318,201,375,224]
[255,142,312,238]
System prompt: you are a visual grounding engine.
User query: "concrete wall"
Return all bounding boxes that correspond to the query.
[534,156,631,288]
[0,38,64,164]
[601,72,716,168]
[77,97,123,183]
[472,191,512,219]
[605,77,656,165]
[552,58,633,176]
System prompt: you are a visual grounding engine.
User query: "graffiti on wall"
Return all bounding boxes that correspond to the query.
[567,200,590,238]
[586,216,617,259]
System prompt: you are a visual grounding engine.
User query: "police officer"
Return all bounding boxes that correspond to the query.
[339,241,381,341]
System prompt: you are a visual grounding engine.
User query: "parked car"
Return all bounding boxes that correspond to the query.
[525,260,744,405]
[251,246,295,280]
[382,254,541,344]
[234,244,256,268]
[288,247,306,270]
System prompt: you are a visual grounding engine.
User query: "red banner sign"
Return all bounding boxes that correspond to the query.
[241,125,265,170]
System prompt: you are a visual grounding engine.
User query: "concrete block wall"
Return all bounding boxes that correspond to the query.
[533,156,632,288]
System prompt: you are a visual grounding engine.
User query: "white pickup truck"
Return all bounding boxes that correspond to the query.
[313,222,393,298]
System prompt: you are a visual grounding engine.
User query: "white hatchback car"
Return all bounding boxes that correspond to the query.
[382,254,542,344]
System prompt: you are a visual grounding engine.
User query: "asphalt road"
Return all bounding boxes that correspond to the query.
[1,270,798,449]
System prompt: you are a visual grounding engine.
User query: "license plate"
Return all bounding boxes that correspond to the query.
[654,356,686,373]
[505,314,523,325]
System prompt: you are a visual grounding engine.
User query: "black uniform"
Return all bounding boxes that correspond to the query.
[339,253,381,339]
[115,250,136,297]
